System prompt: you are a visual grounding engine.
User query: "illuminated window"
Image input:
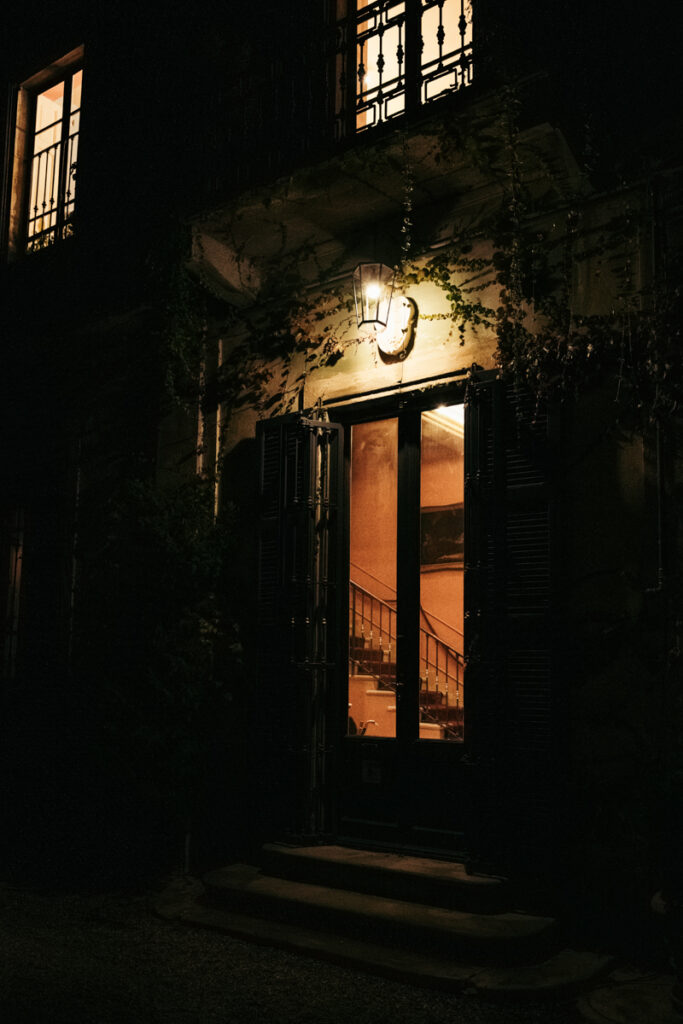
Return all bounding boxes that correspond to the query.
[7,47,83,255]
[335,0,473,136]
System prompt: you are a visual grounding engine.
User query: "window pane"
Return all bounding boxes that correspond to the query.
[27,69,82,250]
[70,69,83,114]
[419,405,465,740]
[34,82,64,145]
[28,83,65,246]
[348,418,398,738]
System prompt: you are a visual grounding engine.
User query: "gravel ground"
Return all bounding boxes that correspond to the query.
[0,879,586,1024]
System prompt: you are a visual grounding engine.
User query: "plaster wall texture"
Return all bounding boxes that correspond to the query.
[221,269,499,455]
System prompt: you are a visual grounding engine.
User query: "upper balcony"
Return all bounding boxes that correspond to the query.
[188,1,586,310]
[188,0,683,314]
[198,0,484,209]
[3,0,679,330]
[334,0,473,140]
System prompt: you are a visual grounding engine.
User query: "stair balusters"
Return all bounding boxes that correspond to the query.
[349,579,464,740]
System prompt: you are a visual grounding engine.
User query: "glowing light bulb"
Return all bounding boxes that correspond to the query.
[366,283,381,300]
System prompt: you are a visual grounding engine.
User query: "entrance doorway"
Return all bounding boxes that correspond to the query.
[255,376,556,867]
[337,398,468,852]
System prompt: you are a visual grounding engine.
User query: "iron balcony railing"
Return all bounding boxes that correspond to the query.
[26,128,79,252]
[199,2,475,204]
[335,0,474,138]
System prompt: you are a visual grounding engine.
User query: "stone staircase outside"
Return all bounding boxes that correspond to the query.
[155,843,615,999]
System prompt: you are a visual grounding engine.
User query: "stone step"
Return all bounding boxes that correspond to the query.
[202,863,557,965]
[154,877,614,1000]
[260,842,509,914]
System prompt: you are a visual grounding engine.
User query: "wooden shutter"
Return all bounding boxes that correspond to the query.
[465,375,557,871]
[500,381,557,865]
[464,375,502,867]
[256,412,344,838]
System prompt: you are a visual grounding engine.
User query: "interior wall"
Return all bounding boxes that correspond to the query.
[420,411,464,651]
[349,418,397,603]
[348,412,465,649]
[420,570,463,652]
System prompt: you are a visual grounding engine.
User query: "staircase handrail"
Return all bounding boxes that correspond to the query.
[350,561,463,641]
[350,578,464,740]
[420,604,464,643]
[349,562,397,603]
[420,624,462,663]
[350,580,463,674]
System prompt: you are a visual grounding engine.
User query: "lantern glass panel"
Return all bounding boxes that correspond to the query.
[353,262,395,327]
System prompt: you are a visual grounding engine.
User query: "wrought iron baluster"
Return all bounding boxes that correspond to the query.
[66,133,77,219]
[30,151,43,240]
[396,20,404,87]
[50,141,60,232]
[377,19,385,89]
[41,149,50,230]
[458,0,467,49]
[456,650,461,707]
[437,0,445,68]
[42,146,55,240]
[357,38,366,101]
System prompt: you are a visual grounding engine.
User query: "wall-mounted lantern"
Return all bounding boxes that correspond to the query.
[353,262,396,328]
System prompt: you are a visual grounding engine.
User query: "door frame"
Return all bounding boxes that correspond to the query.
[328,377,470,854]
[255,371,558,870]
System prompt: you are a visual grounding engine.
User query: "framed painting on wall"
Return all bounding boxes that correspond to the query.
[420,503,464,569]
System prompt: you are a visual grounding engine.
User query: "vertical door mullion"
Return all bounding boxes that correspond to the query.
[396,408,421,742]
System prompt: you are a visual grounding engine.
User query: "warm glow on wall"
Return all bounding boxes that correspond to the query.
[426,404,465,435]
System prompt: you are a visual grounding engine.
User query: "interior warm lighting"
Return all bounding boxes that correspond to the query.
[435,404,465,425]
[348,407,465,742]
[353,262,396,328]
[426,404,465,435]
[25,65,83,250]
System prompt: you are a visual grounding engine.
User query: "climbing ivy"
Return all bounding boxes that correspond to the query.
[120,79,683,882]
[168,87,682,435]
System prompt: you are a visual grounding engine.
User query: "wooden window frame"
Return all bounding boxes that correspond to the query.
[5,45,84,258]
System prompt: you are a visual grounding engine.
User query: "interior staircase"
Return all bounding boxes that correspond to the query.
[349,579,465,740]
[155,843,614,999]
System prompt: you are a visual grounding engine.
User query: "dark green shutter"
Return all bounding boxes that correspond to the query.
[465,376,556,871]
[501,381,557,865]
[256,412,344,838]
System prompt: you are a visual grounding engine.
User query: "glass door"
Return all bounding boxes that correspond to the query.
[339,399,466,850]
[347,406,464,744]
[348,417,398,739]
[418,405,465,740]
